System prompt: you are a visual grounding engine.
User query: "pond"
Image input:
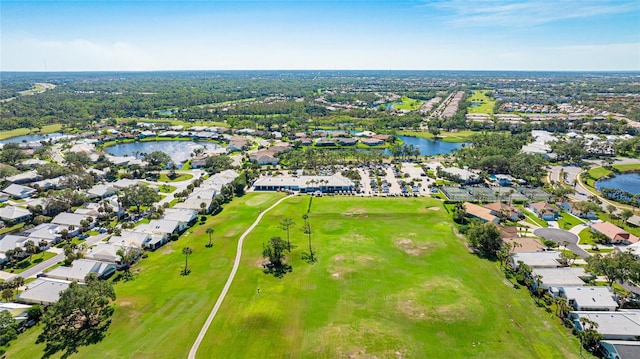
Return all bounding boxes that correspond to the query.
[0,132,64,144]
[104,140,222,164]
[386,136,466,156]
[596,173,640,195]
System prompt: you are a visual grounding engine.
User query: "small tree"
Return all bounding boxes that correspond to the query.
[182,247,192,275]
[206,227,214,248]
[279,218,295,251]
[262,237,291,278]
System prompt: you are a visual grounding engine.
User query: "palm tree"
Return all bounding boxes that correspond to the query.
[206,227,214,248]
[279,218,295,251]
[182,247,193,275]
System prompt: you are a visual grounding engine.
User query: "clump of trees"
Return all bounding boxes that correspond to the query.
[586,250,639,287]
[262,237,291,278]
[467,222,502,259]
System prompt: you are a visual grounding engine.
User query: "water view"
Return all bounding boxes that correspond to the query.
[387,136,466,156]
[105,140,222,164]
[596,173,640,195]
[0,132,64,144]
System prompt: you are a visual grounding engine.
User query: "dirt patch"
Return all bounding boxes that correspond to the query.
[342,207,366,216]
[162,248,174,255]
[394,238,437,256]
[427,206,440,211]
[118,301,134,307]
[340,234,370,242]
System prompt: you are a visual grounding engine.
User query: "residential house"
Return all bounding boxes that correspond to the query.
[298,138,313,146]
[87,184,118,199]
[0,206,32,224]
[315,138,335,147]
[360,138,384,146]
[484,202,523,222]
[0,235,30,263]
[85,242,139,265]
[109,230,152,249]
[462,202,500,224]
[335,137,357,146]
[0,193,9,203]
[2,184,36,199]
[5,171,42,184]
[135,219,180,246]
[591,221,639,245]
[531,267,589,290]
[20,159,48,168]
[500,226,545,252]
[528,201,558,221]
[45,259,116,282]
[162,208,198,232]
[0,302,32,322]
[17,278,72,305]
[569,310,640,340]
[600,340,640,359]
[25,223,66,244]
[510,251,562,270]
[51,212,94,234]
[250,152,279,165]
[559,201,598,220]
[559,286,618,311]
[32,176,64,191]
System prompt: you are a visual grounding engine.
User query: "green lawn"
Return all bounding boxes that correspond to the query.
[0,124,62,140]
[393,96,424,111]
[556,212,584,230]
[467,90,495,114]
[10,252,58,274]
[578,228,598,246]
[7,195,585,358]
[0,222,25,235]
[521,210,549,228]
[158,173,194,182]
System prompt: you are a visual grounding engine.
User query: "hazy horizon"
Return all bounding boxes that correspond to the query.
[2,0,639,72]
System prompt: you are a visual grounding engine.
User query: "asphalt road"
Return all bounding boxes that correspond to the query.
[533,228,589,259]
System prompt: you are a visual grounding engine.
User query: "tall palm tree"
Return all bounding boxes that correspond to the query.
[206,227,214,248]
[182,247,193,274]
[279,218,295,251]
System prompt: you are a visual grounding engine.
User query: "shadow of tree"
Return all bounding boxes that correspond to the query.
[38,307,114,359]
[262,263,292,278]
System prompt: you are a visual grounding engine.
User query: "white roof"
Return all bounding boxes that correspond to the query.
[0,206,31,220]
[163,208,197,223]
[5,171,42,183]
[136,219,180,235]
[87,184,118,197]
[561,286,618,309]
[532,267,587,287]
[2,184,36,197]
[253,174,354,189]
[27,223,67,242]
[174,198,212,211]
[111,179,141,189]
[46,259,116,282]
[512,251,562,268]
[51,212,91,227]
[18,278,72,305]
[86,243,125,263]
[442,167,478,181]
[0,235,30,253]
[571,310,640,338]
[109,231,150,248]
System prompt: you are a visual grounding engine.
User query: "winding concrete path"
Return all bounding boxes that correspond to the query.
[188,195,292,359]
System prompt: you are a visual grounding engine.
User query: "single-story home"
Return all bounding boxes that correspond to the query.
[441,167,481,184]
[600,340,640,359]
[87,184,118,199]
[531,267,589,290]
[559,201,598,220]
[136,219,180,239]
[162,208,198,232]
[463,202,500,224]
[511,251,562,270]
[559,286,618,311]
[569,310,640,340]
[484,202,523,222]
[360,138,384,146]
[0,302,32,322]
[51,212,94,232]
[2,184,36,199]
[315,138,335,147]
[0,206,32,224]
[0,235,31,262]
[591,221,639,245]
[250,152,279,165]
[17,278,72,305]
[26,223,66,244]
[527,201,558,221]
[5,171,42,184]
[335,137,357,146]
[45,259,116,282]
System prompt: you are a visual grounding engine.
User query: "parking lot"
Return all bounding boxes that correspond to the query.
[354,162,434,197]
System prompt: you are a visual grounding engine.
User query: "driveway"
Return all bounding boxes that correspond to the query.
[533,228,589,259]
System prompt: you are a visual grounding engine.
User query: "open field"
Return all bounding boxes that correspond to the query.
[116,118,228,128]
[467,90,495,114]
[394,96,424,111]
[0,124,63,141]
[195,196,582,358]
[158,173,193,182]
[6,195,584,358]
[396,129,485,143]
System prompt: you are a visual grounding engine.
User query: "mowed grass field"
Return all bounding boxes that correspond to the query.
[7,194,584,358]
[467,90,495,114]
[196,196,583,359]
[0,124,63,140]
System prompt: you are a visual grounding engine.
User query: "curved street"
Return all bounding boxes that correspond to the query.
[533,227,589,259]
[188,195,292,359]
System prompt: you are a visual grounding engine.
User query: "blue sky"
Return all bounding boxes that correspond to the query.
[1,0,639,71]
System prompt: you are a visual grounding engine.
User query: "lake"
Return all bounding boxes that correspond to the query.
[105,140,222,164]
[387,136,466,156]
[596,173,640,195]
[0,132,64,144]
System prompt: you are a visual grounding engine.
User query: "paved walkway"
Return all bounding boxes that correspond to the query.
[188,195,292,359]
